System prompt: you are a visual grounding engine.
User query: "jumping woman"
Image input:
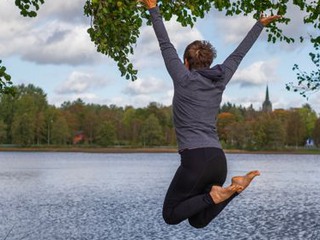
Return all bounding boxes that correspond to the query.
[139,0,281,228]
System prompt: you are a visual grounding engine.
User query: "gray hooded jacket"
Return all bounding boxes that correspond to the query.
[149,7,264,151]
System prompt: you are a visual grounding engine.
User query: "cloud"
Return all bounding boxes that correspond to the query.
[123,76,168,96]
[212,15,257,44]
[55,71,108,94]
[37,0,88,24]
[21,22,100,65]
[132,18,203,68]
[115,76,173,107]
[110,95,155,108]
[0,0,104,66]
[49,92,102,107]
[206,2,315,51]
[232,59,279,87]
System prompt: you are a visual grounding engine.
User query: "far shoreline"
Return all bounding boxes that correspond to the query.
[0,146,319,155]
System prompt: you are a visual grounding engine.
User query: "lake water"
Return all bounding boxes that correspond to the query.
[0,152,319,240]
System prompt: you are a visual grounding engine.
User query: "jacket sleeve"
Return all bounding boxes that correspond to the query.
[149,7,189,85]
[221,21,264,87]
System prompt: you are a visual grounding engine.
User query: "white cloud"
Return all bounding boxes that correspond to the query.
[132,18,203,68]
[110,95,154,108]
[0,0,103,66]
[21,22,100,65]
[49,92,103,107]
[206,2,315,51]
[222,91,265,110]
[55,71,108,94]
[232,59,279,87]
[123,76,168,96]
[37,0,88,24]
[213,15,256,44]
[114,76,173,107]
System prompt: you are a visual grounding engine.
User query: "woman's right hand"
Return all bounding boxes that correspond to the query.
[138,0,157,10]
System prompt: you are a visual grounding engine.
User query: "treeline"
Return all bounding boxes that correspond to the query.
[0,84,319,149]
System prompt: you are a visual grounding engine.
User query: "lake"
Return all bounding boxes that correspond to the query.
[0,152,319,240]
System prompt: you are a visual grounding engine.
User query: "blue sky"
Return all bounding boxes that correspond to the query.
[1,0,319,115]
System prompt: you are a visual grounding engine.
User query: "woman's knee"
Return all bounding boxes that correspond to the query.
[162,209,181,225]
[188,218,209,229]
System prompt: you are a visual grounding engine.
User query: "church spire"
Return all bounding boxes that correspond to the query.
[262,85,272,113]
[265,85,270,101]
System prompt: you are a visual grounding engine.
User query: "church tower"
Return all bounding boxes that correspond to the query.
[262,85,272,113]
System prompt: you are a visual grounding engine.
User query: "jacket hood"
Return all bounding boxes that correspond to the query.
[195,64,225,82]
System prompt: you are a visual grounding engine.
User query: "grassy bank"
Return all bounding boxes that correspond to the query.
[0,145,320,154]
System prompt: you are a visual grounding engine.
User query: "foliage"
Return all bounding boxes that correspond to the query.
[1,0,318,94]
[97,121,116,147]
[313,118,320,147]
[140,113,163,146]
[15,0,45,17]
[0,60,14,95]
[84,0,142,81]
[0,120,6,143]
[80,0,320,83]
[0,84,319,149]
[286,50,320,97]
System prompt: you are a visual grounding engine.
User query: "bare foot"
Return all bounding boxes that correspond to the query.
[231,170,260,193]
[209,185,242,204]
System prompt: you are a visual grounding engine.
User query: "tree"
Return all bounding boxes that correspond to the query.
[51,115,70,145]
[11,85,48,145]
[0,0,317,89]
[0,120,7,144]
[286,50,320,97]
[312,118,320,147]
[0,0,44,94]
[0,90,18,142]
[11,112,35,146]
[297,104,318,138]
[285,110,307,147]
[83,0,319,82]
[140,114,163,146]
[217,112,237,143]
[0,60,14,95]
[97,121,116,147]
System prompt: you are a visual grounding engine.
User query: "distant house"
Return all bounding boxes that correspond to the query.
[73,131,85,144]
[305,138,315,148]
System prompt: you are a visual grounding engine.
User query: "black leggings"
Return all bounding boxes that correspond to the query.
[162,147,238,228]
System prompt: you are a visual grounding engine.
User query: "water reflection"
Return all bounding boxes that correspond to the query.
[0,152,319,239]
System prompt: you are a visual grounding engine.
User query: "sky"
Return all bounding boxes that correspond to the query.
[1,0,319,116]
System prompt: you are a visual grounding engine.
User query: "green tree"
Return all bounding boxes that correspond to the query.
[83,104,100,144]
[264,117,286,149]
[8,84,48,145]
[141,113,163,146]
[286,110,307,147]
[226,121,250,149]
[97,121,116,147]
[85,0,319,82]
[297,104,318,138]
[122,106,140,145]
[11,112,35,146]
[45,106,70,145]
[0,60,14,95]
[286,42,320,97]
[61,99,87,140]
[0,91,18,142]
[3,0,317,88]
[312,118,320,147]
[217,112,237,143]
[0,120,7,143]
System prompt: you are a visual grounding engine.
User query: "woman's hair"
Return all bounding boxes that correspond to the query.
[183,40,217,70]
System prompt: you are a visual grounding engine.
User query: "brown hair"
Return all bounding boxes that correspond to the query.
[183,40,217,70]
